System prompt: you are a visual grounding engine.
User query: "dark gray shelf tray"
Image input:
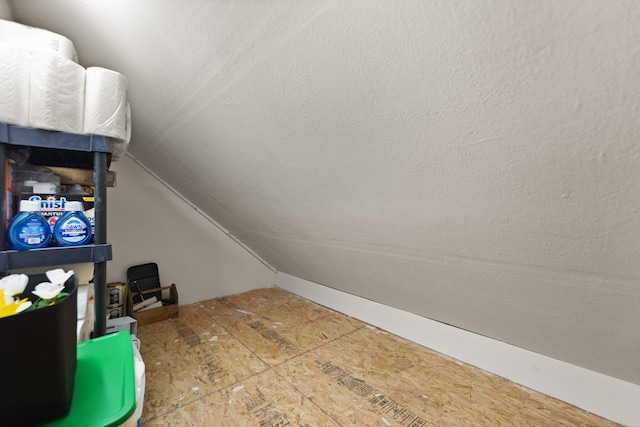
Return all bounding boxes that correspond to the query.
[0,244,112,271]
[0,123,111,153]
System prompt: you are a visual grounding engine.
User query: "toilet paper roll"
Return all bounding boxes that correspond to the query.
[0,19,78,62]
[29,50,85,134]
[110,102,132,160]
[84,67,129,140]
[28,26,79,63]
[124,102,132,144]
[0,46,30,126]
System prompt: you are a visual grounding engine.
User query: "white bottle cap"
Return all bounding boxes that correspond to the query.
[19,200,41,212]
[65,201,84,212]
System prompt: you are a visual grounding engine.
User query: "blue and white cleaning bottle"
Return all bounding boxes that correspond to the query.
[53,201,92,246]
[6,200,50,250]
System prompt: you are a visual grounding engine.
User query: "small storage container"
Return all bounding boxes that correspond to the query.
[0,273,78,426]
[42,331,136,427]
[127,283,179,326]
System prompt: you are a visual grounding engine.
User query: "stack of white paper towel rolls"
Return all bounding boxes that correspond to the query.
[0,19,130,160]
[84,67,131,160]
[0,19,78,62]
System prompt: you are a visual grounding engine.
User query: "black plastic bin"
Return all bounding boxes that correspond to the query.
[0,273,78,426]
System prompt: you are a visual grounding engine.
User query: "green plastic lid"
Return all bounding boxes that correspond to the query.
[43,331,136,427]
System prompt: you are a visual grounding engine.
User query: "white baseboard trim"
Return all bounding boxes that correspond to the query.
[276,272,640,426]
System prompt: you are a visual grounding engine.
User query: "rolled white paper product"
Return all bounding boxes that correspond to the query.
[84,67,128,140]
[125,102,132,142]
[0,46,30,126]
[0,19,78,62]
[28,26,78,62]
[138,301,163,312]
[110,102,131,160]
[133,296,158,312]
[29,50,85,133]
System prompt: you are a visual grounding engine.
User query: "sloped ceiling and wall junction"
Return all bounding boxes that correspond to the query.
[8,1,640,385]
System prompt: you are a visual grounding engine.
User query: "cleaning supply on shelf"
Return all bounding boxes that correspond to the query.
[52,201,92,246]
[22,179,38,193]
[14,165,60,194]
[65,184,90,195]
[6,199,50,250]
[32,181,57,194]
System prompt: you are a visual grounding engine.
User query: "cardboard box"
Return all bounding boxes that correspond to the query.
[0,274,78,425]
[127,283,179,326]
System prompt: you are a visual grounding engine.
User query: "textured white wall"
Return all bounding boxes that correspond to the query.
[105,155,274,304]
[0,0,11,20]
[8,0,640,385]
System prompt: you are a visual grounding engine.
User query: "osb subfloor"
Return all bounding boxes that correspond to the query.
[138,287,616,426]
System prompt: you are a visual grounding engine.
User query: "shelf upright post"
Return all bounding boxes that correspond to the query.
[0,143,5,252]
[93,150,108,337]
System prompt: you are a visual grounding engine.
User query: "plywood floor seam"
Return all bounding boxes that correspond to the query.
[142,321,368,424]
[138,287,617,426]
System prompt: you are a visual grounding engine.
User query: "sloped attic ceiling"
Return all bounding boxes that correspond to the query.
[8,1,640,384]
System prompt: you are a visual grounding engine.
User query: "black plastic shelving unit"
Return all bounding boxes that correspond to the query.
[0,122,112,337]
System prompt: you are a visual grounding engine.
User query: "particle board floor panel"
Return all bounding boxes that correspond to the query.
[138,287,616,426]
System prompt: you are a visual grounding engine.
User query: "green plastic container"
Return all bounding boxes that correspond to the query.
[43,331,136,427]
